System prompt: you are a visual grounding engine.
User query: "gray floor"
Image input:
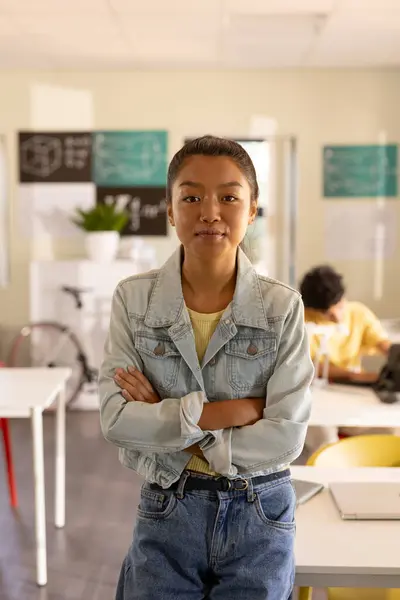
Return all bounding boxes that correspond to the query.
[0,413,326,600]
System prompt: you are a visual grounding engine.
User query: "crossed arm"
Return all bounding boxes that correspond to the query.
[100,286,313,471]
[114,366,265,457]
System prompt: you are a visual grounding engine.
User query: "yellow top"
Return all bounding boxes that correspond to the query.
[185,307,224,475]
[305,301,389,371]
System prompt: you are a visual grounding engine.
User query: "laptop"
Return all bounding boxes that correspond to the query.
[292,479,324,506]
[330,482,400,520]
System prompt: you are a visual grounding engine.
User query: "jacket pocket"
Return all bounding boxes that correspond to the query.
[254,479,296,531]
[225,334,277,393]
[135,333,181,393]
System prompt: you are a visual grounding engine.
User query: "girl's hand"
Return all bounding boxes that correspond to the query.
[114,367,160,404]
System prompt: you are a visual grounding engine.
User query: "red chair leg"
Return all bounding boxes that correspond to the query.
[1,418,18,507]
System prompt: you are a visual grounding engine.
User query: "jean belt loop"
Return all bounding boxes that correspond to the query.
[247,477,256,503]
[175,470,190,499]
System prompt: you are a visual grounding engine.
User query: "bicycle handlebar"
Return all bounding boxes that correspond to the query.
[61,286,91,310]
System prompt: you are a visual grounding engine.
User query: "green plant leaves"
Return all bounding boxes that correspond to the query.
[72,203,129,232]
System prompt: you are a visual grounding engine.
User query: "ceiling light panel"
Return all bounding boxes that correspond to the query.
[311,14,400,65]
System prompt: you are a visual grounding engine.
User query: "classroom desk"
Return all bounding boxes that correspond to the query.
[0,368,71,586]
[293,465,400,589]
[309,383,400,428]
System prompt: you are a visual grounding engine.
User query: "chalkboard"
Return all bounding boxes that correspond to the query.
[19,132,92,183]
[96,186,167,236]
[93,131,167,187]
[323,145,398,198]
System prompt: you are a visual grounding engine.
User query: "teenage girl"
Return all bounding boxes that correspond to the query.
[100,135,313,600]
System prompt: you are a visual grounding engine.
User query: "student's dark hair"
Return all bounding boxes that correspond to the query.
[299,265,345,310]
[166,135,259,202]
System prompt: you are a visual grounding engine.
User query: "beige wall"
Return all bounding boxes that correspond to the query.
[0,69,399,329]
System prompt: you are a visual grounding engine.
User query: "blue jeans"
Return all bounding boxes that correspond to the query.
[116,470,296,600]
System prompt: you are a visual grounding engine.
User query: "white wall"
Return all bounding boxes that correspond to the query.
[0,69,399,327]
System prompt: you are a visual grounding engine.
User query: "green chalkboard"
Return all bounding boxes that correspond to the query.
[323,145,398,198]
[92,130,167,187]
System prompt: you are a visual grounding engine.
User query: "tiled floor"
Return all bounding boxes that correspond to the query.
[0,412,326,599]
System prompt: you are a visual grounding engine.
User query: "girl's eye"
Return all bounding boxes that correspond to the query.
[222,195,237,202]
[183,196,201,203]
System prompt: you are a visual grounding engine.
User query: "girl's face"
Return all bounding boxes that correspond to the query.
[168,155,257,261]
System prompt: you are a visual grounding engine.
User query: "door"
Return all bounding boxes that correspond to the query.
[237,136,298,287]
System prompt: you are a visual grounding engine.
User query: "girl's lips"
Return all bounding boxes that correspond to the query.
[195,230,225,236]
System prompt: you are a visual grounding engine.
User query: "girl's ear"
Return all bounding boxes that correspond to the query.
[167,203,175,226]
[248,201,257,224]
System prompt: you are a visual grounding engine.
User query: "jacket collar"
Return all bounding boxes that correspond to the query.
[144,245,271,331]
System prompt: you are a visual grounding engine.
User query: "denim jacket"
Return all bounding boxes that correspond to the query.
[99,247,314,488]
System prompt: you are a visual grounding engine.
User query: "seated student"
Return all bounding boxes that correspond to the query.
[300,265,392,450]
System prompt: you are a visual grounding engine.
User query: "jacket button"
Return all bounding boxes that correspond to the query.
[154,342,165,356]
[209,358,216,366]
[247,343,258,356]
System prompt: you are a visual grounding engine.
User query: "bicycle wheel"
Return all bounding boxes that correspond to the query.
[7,322,86,407]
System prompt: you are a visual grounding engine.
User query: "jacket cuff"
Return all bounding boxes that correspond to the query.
[202,428,238,477]
[180,391,208,445]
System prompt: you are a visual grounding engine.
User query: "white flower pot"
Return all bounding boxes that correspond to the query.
[84,231,120,262]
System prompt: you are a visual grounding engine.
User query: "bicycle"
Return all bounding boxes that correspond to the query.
[7,286,98,409]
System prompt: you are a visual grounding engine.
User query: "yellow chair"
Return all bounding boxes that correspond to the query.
[298,435,400,600]
[298,588,313,600]
[308,434,400,468]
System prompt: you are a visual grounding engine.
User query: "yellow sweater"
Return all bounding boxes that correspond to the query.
[305,302,389,370]
[186,307,224,475]
[185,307,286,477]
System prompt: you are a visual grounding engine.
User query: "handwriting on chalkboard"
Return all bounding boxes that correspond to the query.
[323,145,398,198]
[97,186,167,236]
[19,132,92,183]
[93,131,168,187]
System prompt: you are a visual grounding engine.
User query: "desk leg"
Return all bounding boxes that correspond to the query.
[55,383,66,529]
[31,407,47,587]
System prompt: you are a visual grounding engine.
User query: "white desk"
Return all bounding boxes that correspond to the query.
[0,368,71,586]
[293,466,400,589]
[309,383,400,428]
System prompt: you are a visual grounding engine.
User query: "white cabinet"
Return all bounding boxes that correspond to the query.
[30,259,149,409]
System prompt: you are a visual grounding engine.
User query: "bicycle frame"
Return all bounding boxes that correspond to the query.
[38,328,72,368]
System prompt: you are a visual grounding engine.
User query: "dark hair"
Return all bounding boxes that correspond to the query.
[166,135,259,202]
[299,265,345,310]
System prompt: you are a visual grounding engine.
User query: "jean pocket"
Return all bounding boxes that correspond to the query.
[254,479,296,531]
[137,487,177,521]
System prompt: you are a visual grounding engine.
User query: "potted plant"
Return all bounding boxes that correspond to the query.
[72,203,129,262]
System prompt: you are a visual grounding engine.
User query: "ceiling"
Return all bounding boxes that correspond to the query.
[0,0,400,70]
